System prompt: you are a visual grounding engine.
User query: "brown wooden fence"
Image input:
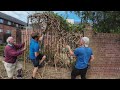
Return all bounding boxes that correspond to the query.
[21,28,83,69]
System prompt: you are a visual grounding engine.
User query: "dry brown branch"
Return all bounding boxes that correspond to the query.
[26,12,83,70]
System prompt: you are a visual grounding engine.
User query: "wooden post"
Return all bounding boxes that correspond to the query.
[23,27,27,70]
[23,17,29,70]
[23,32,25,70]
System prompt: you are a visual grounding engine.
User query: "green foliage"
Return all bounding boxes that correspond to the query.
[71,11,120,33]
[31,11,86,32]
[52,12,70,31]
[43,11,85,32]
[0,45,5,56]
[0,45,4,50]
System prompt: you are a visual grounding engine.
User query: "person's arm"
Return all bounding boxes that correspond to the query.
[14,38,27,49]
[34,44,40,58]
[66,45,75,56]
[35,52,39,57]
[39,34,44,41]
[89,50,94,62]
[66,45,80,57]
[90,55,94,62]
[14,43,25,49]
[8,47,26,57]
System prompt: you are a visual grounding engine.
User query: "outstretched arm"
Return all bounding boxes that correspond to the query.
[8,48,26,57]
[39,34,44,41]
[66,45,75,56]
[14,38,27,50]
[14,43,25,50]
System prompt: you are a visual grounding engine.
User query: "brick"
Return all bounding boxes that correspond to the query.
[84,29,120,78]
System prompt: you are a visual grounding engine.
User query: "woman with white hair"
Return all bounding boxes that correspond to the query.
[66,37,94,79]
[3,36,26,79]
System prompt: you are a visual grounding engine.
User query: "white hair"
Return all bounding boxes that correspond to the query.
[81,37,90,47]
[6,36,13,43]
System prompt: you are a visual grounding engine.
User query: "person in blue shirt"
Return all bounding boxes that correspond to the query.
[66,37,94,79]
[29,32,46,79]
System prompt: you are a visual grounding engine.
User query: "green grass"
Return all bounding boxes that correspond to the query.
[0,45,5,56]
[0,45,4,49]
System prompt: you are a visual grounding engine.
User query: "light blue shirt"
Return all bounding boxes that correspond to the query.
[29,38,40,60]
[74,46,93,69]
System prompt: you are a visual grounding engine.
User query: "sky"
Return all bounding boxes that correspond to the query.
[0,11,81,23]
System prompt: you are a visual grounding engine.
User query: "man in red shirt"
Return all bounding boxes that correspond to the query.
[3,36,26,79]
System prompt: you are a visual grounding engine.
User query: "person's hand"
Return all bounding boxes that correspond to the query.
[66,45,71,49]
[22,42,27,51]
[39,35,44,41]
[22,47,26,51]
[42,30,46,35]
[24,38,27,44]
[42,31,46,35]
[23,41,27,49]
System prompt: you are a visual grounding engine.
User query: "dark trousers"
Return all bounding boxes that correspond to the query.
[31,54,44,68]
[71,66,88,79]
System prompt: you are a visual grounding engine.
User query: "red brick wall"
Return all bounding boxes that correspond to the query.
[0,24,21,43]
[85,26,120,79]
[0,24,15,32]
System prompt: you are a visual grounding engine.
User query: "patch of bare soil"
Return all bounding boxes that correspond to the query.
[0,56,120,79]
[0,56,71,79]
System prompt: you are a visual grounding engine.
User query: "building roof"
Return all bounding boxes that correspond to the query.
[0,12,27,26]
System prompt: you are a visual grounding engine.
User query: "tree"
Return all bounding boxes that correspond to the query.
[71,11,120,33]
